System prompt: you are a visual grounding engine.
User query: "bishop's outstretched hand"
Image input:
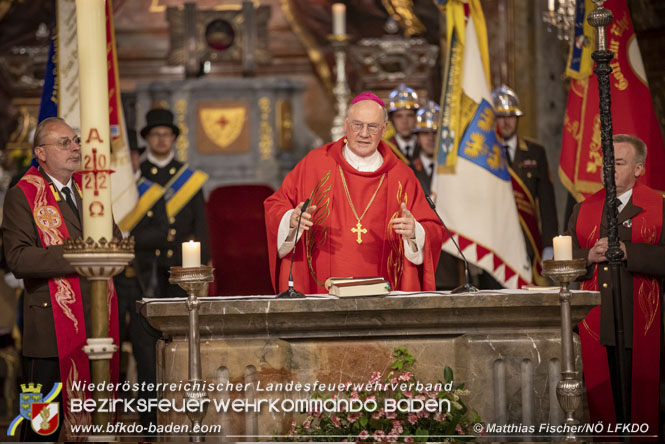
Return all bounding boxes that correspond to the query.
[392,202,416,240]
[290,201,317,232]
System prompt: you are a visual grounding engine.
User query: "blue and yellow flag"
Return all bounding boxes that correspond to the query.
[433,0,532,288]
[565,0,595,79]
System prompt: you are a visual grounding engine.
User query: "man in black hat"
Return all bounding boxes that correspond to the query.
[136,108,210,298]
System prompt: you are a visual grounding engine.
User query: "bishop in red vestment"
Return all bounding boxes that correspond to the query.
[264,93,445,294]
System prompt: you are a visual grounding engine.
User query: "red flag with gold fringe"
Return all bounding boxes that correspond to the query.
[559,0,665,201]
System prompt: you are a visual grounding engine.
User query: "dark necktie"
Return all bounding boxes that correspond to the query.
[428,163,435,177]
[61,186,80,220]
[503,145,512,167]
[605,197,623,219]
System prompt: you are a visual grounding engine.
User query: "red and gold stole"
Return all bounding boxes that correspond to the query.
[576,182,662,436]
[17,167,118,434]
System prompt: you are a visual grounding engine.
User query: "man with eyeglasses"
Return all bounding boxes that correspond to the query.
[264,92,444,294]
[1,116,122,441]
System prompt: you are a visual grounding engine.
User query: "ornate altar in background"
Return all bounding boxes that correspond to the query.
[134,77,317,193]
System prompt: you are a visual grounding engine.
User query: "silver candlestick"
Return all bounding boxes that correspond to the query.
[328,33,350,141]
[169,265,214,442]
[542,258,587,439]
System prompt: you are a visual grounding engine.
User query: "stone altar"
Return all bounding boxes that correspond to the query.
[139,289,600,440]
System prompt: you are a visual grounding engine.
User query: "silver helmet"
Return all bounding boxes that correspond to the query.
[415,101,440,132]
[491,85,523,117]
[388,83,420,112]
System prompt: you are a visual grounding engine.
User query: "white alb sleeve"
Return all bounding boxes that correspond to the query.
[403,221,425,265]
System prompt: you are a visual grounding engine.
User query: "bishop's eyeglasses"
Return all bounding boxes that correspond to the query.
[38,136,81,151]
[349,121,382,135]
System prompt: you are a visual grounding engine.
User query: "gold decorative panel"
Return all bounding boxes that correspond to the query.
[196,100,250,154]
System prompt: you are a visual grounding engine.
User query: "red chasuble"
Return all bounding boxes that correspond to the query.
[576,182,662,438]
[264,138,445,294]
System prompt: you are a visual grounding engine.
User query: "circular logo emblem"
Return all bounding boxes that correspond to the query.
[34,205,62,230]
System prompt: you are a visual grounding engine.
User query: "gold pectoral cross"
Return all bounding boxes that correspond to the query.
[351,221,367,244]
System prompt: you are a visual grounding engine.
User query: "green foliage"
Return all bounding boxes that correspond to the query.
[284,348,481,442]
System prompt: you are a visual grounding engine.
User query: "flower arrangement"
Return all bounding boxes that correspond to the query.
[286,347,481,442]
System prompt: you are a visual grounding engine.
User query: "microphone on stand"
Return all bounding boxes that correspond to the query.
[277,198,311,299]
[425,195,478,294]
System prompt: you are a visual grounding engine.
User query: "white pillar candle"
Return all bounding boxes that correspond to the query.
[182,241,201,268]
[553,235,572,261]
[76,0,113,241]
[548,0,555,13]
[332,3,346,36]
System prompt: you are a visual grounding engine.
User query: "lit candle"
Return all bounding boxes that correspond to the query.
[182,241,201,268]
[553,235,572,261]
[548,0,555,13]
[76,0,113,241]
[332,3,346,36]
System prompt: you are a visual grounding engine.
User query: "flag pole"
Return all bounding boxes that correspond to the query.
[587,0,630,431]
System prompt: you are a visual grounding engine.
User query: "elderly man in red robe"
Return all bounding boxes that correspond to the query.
[264,92,445,294]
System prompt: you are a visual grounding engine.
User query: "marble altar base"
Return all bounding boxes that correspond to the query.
[140,290,600,441]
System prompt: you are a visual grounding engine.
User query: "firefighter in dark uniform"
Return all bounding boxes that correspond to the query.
[410,101,438,195]
[491,85,558,285]
[137,108,210,298]
[385,83,420,164]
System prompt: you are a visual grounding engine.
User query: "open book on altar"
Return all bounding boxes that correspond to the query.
[324,277,391,297]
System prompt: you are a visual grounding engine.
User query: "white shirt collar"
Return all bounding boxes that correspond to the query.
[395,134,416,156]
[342,143,383,172]
[420,152,435,172]
[617,189,632,213]
[395,133,415,146]
[503,135,518,162]
[147,150,175,168]
[42,170,73,192]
